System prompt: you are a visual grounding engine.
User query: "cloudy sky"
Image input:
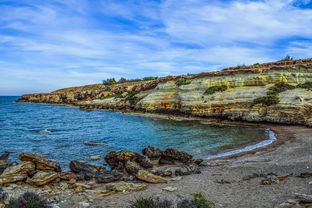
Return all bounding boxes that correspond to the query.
[0,0,312,95]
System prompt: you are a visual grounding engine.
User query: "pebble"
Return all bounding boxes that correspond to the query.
[162,186,177,192]
[309,181,312,185]
[170,176,182,182]
[79,202,91,207]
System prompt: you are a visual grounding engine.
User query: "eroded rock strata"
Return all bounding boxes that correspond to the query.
[18,58,312,126]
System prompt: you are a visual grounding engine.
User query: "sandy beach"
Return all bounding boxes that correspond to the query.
[80,125,311,208]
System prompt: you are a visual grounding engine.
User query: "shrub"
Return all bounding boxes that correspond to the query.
[267,82,295,95]
[204,86,227,95]
[119,77,127,83]
[297,82,312,89]
[7,192,51,208]
[252,82,295,106]
[252,95,279,106]
[126,92,137,105]
[143,76,158,81]
[129,197,173,208]
[114,92,123,98]
[103,78,117,85]
[104,86,112,91]
[129,193,214,208]
[192,192,215,208]
[176,77,191,86]
[281,55,293,61]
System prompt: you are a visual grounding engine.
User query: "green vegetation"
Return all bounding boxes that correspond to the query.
[143,76,158,81]
[126,92,137,105]
[252,95,280,106]
[129,197,172,208]
[114,92,123,98]
[253,63,260,66]
[128,193,214,208]
[281,55,293,61]
[297,82,312,89]
[104,86,112,91]
[204,86,227,95]
[176,77,191,86]
[252,82,295,106]
[192,192,215,208]
[8,192,51,208]
[119,77,127,83]
[103,78,117,85]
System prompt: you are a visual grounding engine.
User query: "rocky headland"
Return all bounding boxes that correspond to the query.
[18,58,312,126]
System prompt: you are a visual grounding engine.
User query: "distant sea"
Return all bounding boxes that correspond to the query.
[0,96,275,170]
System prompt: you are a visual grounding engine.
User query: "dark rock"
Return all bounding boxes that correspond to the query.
[69,160,105,174]
[161,148,193,164]
[135,155,153,169]
[104,150,139,170]
[298,172,312,178]
[0,152,10,175]
[175,164,201,176]
[96,170,123,183]
[0,188,8,203]
[125,161,142,175]
[142,146,162,159]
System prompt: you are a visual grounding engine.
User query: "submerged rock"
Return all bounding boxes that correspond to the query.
[0,152,10,175]
[136,170,167,184]
[19,153,61,172]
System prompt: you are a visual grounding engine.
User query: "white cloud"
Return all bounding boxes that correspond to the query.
[1,0,312,94]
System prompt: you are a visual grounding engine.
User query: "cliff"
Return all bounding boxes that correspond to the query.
[19,58,312,126]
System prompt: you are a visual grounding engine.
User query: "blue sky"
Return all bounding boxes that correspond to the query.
[1,0,312,95]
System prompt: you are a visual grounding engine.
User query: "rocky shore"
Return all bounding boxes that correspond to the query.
[0,146,204,208]
[0,125,312,208]
[17,58,312,126]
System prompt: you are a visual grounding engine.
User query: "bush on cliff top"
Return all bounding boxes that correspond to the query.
[204,86,227,95]
[176,77,191,86]
[7,192,51,208]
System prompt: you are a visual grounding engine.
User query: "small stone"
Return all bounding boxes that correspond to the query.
[170,176,182,182]
[106,181,147,192]
[261,176,279,185]
[79,202,91,207]
[86,156,101,161]
[162,186,177,192]
[308,181,312,185]
[68,179,76,184]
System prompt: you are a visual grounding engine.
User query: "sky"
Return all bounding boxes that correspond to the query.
[1,0,312,95]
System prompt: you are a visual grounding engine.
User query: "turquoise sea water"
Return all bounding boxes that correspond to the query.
[0,96,275,169]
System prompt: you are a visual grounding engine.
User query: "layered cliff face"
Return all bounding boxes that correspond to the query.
[19,59,312,126]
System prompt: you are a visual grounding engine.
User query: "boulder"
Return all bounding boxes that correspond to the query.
[106,181,147,192]
[95,170,123,183]
[135,155,153,169]
[69,160,105,174]
[59,172,79,181]
[0,174,27,186]
[0,152,9,175]
[142,146,162,162]
[136,170,167,184]
[19,153,61,172]
[105,150,139,170]
[1,161,35,176]
[161,148,192,164]
[175,164,201,176]
[125,161,142,175]
[27,171,59,186]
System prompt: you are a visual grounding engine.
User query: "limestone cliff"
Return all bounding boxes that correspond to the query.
[18,58,312,126]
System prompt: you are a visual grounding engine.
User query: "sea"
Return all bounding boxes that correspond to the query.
[0,96,275,170]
